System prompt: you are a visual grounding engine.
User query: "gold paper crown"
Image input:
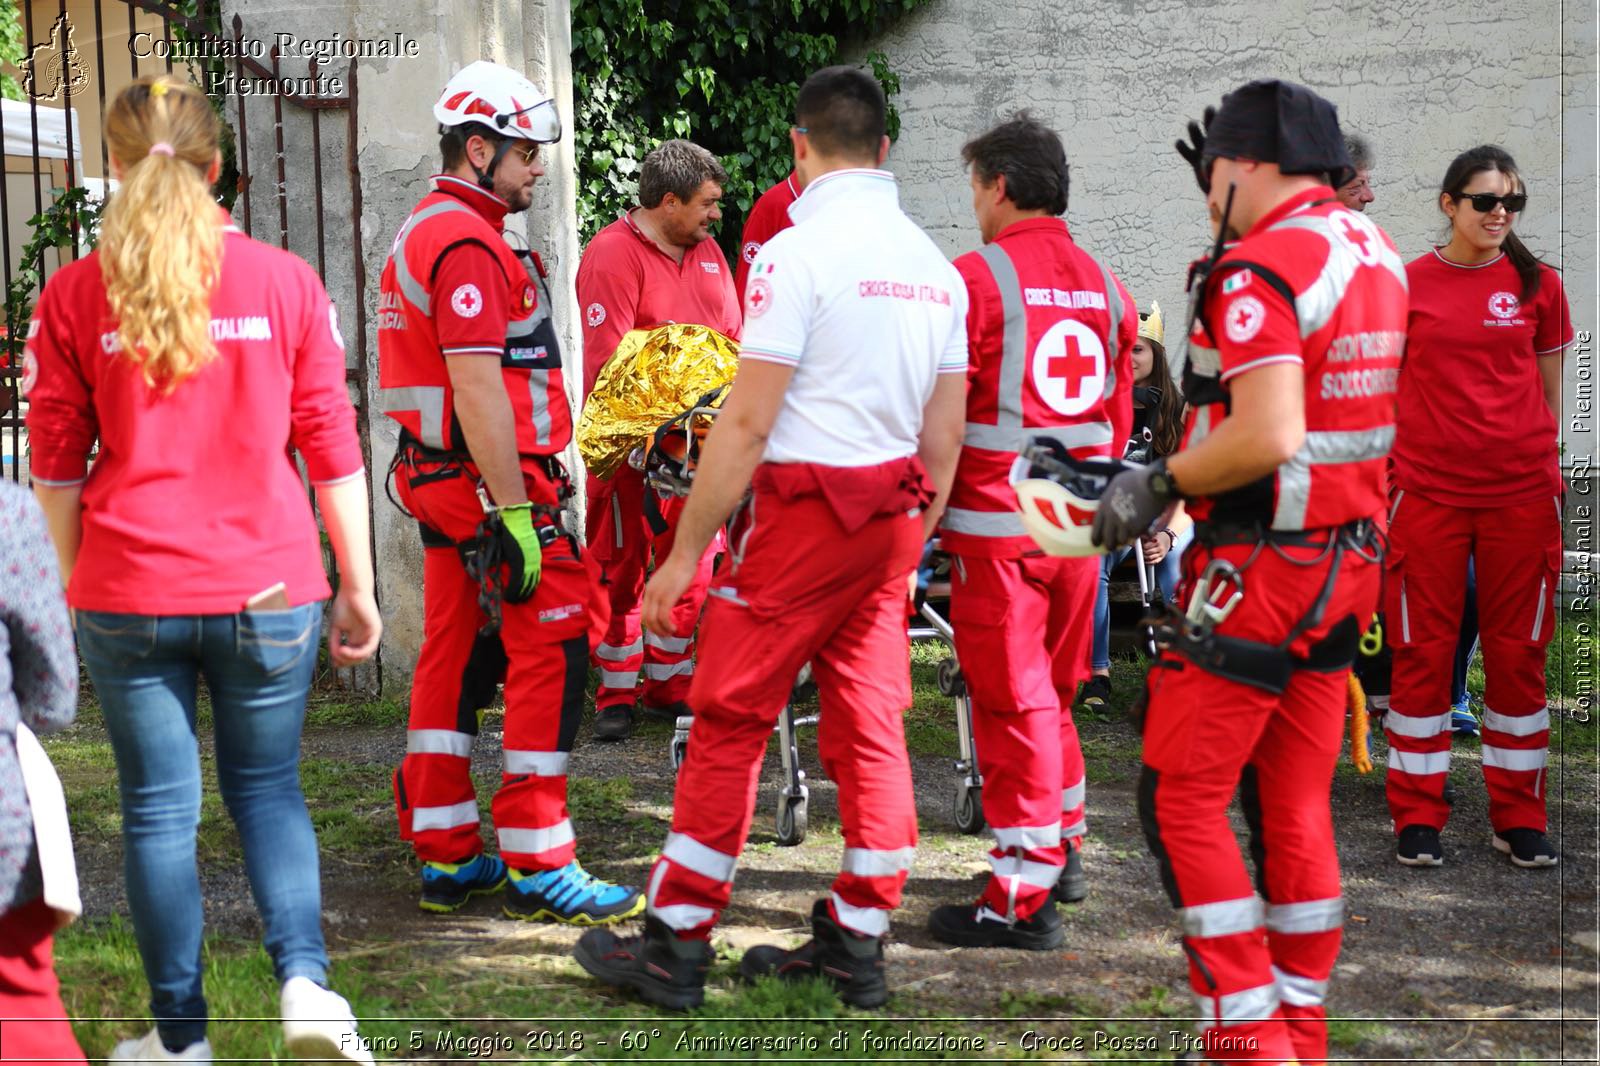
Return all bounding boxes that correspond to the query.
[1137,301,1163,347]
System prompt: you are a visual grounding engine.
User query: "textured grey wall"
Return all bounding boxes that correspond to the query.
[850,0,1596,447]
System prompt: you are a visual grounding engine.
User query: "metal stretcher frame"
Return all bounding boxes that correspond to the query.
[665,554,987,846]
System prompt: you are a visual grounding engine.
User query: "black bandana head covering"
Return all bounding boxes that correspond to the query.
[1203,79,1353,186]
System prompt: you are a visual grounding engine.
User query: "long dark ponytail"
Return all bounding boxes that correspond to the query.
[1439,144,1544,301]
[1144,338,1186,457]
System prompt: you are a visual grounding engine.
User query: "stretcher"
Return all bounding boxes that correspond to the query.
[642,410,984,846]
[665,546,985,846]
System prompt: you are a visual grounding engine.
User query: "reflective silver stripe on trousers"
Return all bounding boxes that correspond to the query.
[941,507,1026,537]
[1272,965,1328,1008]
[406,729,474,758]
[393,199,478,316]
[1387,748,1450,775]
[644,661,694,681]
[1061,816,1086,840]
[411,800,480,832]
[662,831,739,884]
[841,846,916,878]
[646,862,716,931]
[503,749,570,776]
[598,669,638,689]
[829,892,890,937]
[1481,707,1550,737]
[497,819,575,856]
[1264,897,1343,934]
[1482,745,1547,772]
[379,385,448,450]
[1268,213,1409,337]
[1061,778,1086,811]
[1384,709,1451,739]
[1531,575,1548,640]
[991,855,1063,890]
[645,632,693,654]
[596,638,643,660]
[1180,895,1264,939]
[991,823,1061,852]
[1200,981,1281,1026]
[1272,424,1396,530]
[966,419,1114,453]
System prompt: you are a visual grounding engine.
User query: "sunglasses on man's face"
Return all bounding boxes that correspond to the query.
[1456,191,1526,213]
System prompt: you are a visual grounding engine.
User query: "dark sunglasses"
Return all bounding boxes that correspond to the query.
[1455,191,1526,213]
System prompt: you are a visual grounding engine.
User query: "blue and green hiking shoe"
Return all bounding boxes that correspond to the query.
[1451,698,1480,736]
[420,853,507,913]
[503,861,644,925]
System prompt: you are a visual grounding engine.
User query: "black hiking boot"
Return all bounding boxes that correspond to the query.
[1050,844,1087,904]
[1074,674,1113,714]
[592,704,635,742]
[573,915,713,1011]
[739,899,888,1008]
[927,900,1065,951]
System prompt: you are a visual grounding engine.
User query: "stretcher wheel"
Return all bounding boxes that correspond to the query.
[937,658,966,698]
[776,795,808,846]
[954,784,985,835]
[669,735,688,772]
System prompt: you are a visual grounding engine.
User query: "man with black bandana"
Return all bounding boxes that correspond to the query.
[1089,80,1407,1065]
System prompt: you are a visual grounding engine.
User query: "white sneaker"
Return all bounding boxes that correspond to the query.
[109,1028,213,1064]
[280,976,377,1064]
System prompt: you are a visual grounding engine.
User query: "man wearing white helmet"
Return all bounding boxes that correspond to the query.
[929,112,1134,950]
[379,60,643,925]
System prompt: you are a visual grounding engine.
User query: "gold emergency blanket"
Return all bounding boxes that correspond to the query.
[576,324,739,479]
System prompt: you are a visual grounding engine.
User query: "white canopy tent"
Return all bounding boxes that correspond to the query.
[1,98,84,164]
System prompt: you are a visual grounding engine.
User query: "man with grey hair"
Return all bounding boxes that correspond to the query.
[1336,132,1375,211]
[576,139,742,741]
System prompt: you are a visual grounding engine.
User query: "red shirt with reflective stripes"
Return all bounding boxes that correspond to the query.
[1392,251,1572,507]
[376,175,570,465]
[734,172,800,302]
[575,211,742,397]
[1183,187,1408,531]
[22,218,363,613]
[944,217,1135,558]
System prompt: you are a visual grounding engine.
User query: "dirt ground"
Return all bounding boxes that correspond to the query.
[60,673,1599,1063]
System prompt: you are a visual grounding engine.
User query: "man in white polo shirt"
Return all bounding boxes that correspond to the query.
[574,65,968,1012]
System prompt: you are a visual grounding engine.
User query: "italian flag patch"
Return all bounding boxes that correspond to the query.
[1222,269,1252,294]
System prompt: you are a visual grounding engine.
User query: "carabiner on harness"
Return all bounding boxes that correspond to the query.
[1185,558,1244,633]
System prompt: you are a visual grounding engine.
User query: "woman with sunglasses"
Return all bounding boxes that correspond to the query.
[1384,145,1573,869]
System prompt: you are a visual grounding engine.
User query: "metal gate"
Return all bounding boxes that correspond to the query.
[2,0,377,689]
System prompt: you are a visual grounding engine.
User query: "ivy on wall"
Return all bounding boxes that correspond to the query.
[570,0,932,259]
[0,0,23,101]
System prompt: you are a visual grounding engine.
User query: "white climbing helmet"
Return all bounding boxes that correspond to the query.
[433,60,561,143]
[1010,438,1139,557]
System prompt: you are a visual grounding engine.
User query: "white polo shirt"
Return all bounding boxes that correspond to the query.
[738,169,968,466]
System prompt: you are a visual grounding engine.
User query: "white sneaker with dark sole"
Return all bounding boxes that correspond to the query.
[281,977,376,1064]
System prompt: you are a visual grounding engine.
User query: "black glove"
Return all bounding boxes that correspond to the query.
[1176,106,1217,193]
[1092,458,1178,551]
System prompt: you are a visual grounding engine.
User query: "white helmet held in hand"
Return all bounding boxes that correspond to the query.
[434,60,561,144]
[1010,438,1141,557]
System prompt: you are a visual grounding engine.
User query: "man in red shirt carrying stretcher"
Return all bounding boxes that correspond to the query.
[574,65,968,1011]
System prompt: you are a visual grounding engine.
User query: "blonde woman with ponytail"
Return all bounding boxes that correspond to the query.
[26,76,381,1064]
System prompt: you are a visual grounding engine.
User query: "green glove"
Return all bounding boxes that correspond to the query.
[496,503,543,603]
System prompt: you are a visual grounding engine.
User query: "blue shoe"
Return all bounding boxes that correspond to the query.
[1451,699,1479,736]
[420,853,507,913]
[503,860,644,925]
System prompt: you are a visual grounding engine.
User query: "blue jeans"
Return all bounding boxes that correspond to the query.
[1452,558,1480,706]
[1091,528,1190,671]
[76,606,329,1049]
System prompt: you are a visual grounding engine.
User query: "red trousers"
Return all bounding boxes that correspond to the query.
[1384,490,1560,834]
[0,900,87,1066]
[645,462,927,939]
[949,552,1096,921]
[392,456,602,870]
[1140,537,1379,1066]
[586,467,719,711]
